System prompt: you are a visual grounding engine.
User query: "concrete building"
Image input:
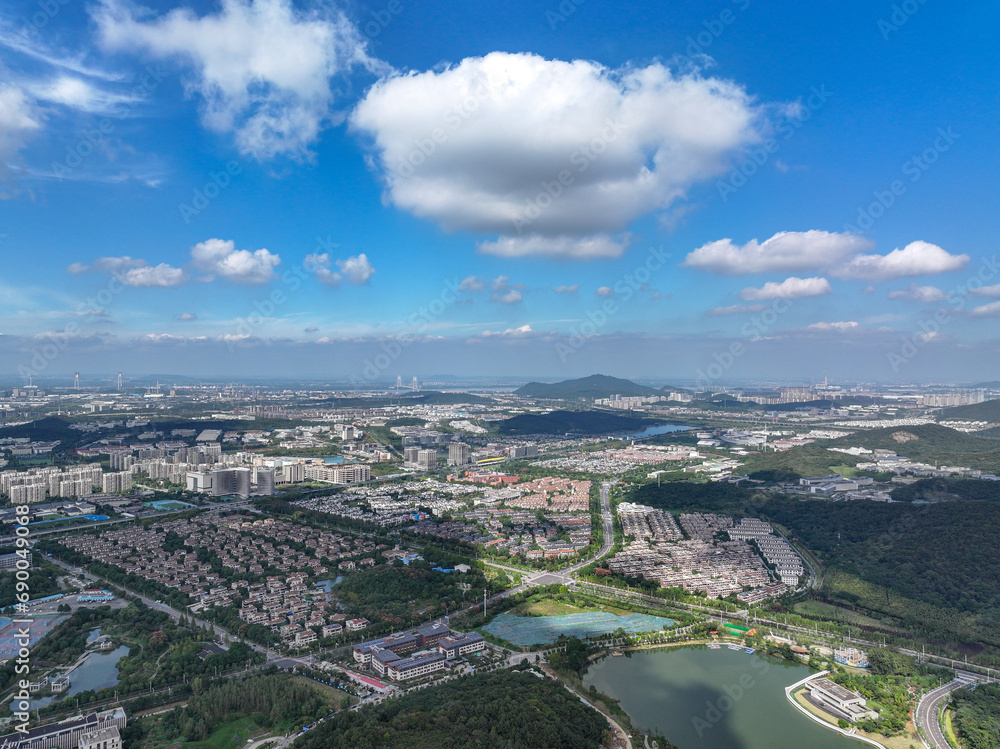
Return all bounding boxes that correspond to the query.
[809,678,878,722]
[447,442,470,466]
[101,471,132,494]
[438,632,486,659]
[210,467,252,497]
[417,449,438,471]
[79,725,122,749]
[0,707,126,749]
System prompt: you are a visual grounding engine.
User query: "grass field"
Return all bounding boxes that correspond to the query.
[510,594,632,618]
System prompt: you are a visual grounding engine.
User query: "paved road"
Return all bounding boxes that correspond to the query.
[914,679,961,749]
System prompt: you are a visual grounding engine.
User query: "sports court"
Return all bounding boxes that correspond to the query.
[0,616,67,659]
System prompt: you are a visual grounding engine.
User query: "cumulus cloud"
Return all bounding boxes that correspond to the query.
[807,321,860,332]
[94,0,384,159]
[305,252,375,286]
[595,286,614,297]
[834,241,969,281]
[491,289,523,305]
[477,234,629,260]
[477,324,533,337]
[553,284,579,294]
[887,284,949,303]
[458,275,486,292]
[970,283,1000,299]
[352,52,765,257]
[683,231,872,275]
[178,312,198,320]
[192,238,281,284]
[969,301,1000,318]
[120,264,187,287]
[67,255,186,286]
[0,84,41,160]
[739,276,830,301]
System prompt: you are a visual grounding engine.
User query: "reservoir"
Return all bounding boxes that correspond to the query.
[582,646,866,749]
[614,424,690,440]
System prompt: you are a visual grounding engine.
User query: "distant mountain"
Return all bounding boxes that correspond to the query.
[515,374,662,400]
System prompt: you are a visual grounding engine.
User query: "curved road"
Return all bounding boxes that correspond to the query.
[915,680,961,749]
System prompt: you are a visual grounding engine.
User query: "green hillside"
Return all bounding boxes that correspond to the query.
[940,399,1000,421]
[827,423,1000,472]
[515,374,661,400]
[496,409,665,435]
[294,670,607,749]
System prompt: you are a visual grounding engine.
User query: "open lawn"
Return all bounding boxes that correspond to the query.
[510,594,633,618]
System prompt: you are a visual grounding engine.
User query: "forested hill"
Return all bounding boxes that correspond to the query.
[515,374,661,400]
[294,669,608,749]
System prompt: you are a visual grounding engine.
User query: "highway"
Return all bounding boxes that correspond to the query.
[914,679,961,749]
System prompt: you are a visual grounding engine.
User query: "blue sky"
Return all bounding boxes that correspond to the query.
[1,0,998,384]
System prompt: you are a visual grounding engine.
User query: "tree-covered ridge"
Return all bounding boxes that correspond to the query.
[294,669,608,749]
[497,410,665,436]
[951,682,1000,749]
[515,374,662,400]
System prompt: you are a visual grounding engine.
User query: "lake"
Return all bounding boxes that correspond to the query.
[614,424,690,440]
[582,646,866,749]
[30,636,130,710]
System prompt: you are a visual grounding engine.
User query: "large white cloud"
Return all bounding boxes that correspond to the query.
[94,0,382,159]
[683,231,872,275]
[191,238,281,284]
[834,241,969,281]
[351,52,765,257]
[739,276,831,301]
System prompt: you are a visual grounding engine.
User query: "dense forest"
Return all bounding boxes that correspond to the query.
[950,682,1000,749]
[496,410,665,436]
[151,673,331,743]
[336,563,494,630]
[630,481,1000,652]
[294,669,608,749]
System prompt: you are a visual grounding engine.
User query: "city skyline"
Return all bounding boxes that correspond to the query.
[2,0,999,381]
